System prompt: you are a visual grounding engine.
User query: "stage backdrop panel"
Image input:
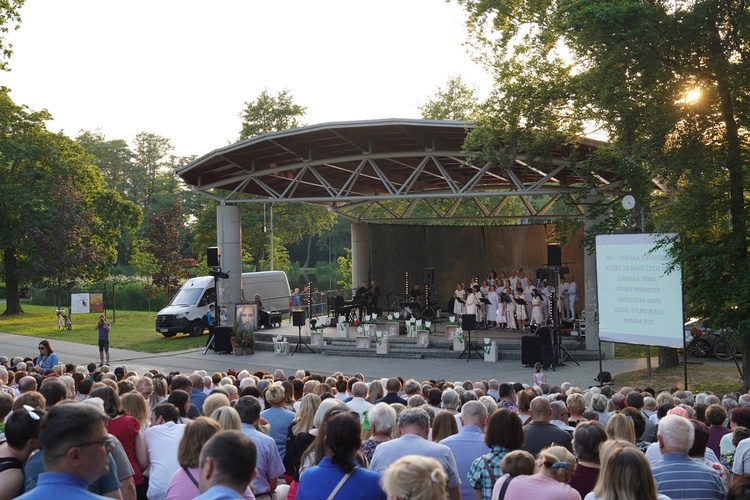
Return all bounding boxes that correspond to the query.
[369,224,584,311]
[596,233,683,348]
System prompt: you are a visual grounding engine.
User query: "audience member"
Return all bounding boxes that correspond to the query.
[195,430,257,500]
[381,455,447,500]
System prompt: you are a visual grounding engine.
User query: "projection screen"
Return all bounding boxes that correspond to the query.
[595,233,683,348]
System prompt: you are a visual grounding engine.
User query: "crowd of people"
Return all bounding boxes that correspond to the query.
[2,340,750,499]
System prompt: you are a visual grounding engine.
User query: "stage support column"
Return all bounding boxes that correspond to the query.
[583,196,614,358]
[217,204,242,328]
[351,222,370,290]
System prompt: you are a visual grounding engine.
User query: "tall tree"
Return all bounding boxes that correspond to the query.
[0,0,24,71]
[418,75,480,121]
[131,131,174,216]
[239,88,306,140]
[145,201,198,295]
[457,0,750,384]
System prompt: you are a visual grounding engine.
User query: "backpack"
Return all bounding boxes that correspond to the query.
[201,314,209,328]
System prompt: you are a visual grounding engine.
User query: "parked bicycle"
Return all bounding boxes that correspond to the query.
[686,324,736,360]
[56,309,72,331]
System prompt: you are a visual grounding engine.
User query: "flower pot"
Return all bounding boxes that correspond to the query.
[484,346,498,362]
[376,338,389,354]
[446,325,459,340]
[233,347,244,356]
[336,324,349,338]
[311,331,324,347]
[386,322,399,337]
[356,336,372,349]
[453,338,465,351]
[416,331,429,347]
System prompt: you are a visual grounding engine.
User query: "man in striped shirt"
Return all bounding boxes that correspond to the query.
[651,415,724,499]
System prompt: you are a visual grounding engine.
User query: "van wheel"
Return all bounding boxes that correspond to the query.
[189,322,204,337]
[161,331,177,338]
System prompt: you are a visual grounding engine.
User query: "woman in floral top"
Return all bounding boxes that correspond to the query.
[468,408,525,500]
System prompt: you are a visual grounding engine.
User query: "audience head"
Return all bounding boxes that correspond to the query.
[593,439,659,500]
[325,412,362,473]
[235,395,262,425]
[500,450,535,477]
[538,445,577,483]
[40,402,112,484]
[431,410,458,442]
[397,407,430,436]
[368,402,397,437]
[178,416,221,468]
[572,420,607,463]
[381,455,447,500]
[486,408,524,450]
[605,412,636,443]
[198,430,257,495]
[211,406,242,431]
[657,414,695,453]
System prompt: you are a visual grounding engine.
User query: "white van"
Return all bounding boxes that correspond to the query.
[155,271,290,338]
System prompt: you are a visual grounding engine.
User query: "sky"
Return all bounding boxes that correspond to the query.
[3,1,494,158]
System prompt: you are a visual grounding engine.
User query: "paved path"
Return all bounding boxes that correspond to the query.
[0,329,669,388]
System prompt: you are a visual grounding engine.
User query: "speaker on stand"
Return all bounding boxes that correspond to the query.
[207,247,220,267]
[458,314,483,361]
[292,310,314,355]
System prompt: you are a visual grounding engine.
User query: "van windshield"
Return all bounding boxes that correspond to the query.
[169,287,204,306]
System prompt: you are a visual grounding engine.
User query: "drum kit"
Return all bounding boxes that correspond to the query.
[392,294,439,320]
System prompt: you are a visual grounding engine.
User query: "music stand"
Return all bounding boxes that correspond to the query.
[458,314,483,361]
[291,310,314,356]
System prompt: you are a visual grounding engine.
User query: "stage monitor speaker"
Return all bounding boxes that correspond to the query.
[424,267,435,285]
[461,314,476,331]
[547,245,562,267]
[213,326,232,353]
[207,247,220,267]
[293,310,306,327]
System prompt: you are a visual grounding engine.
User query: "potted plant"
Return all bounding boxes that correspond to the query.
[233,330,255,355]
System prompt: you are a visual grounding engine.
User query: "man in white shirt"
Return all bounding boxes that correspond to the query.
[559,276,570,320]
[143,403,186,500]
[346,382,373,421]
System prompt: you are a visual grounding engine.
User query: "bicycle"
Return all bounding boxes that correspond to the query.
[686,325,736,360]
[56,309,72,331]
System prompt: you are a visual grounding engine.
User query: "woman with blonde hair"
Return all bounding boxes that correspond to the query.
[431,409,458,442]
[493,446,580,500]
[381,455,446,500]
[148,376,168,413]
[584,439,668,500]
[166,417,253,500]
[121,391,150,432]
[210,406,241,430]
[604,412,636,444]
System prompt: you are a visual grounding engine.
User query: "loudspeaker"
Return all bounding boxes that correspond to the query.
[461,314,476,331]
[424,267,435,286]
[207,247,220,267]
[521,334,542,366]
[547,245,562,267]
[213,326,232,353]
[293,310,306,327]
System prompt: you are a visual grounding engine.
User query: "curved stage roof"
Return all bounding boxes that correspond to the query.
[177,118,624,223]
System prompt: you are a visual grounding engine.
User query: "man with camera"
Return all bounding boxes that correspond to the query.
[96,315,111,366]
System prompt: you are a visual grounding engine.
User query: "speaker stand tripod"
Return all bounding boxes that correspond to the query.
[292,324,315,356]
[202,333,215,355]
[458,328,483,362]
[554,328,580,366]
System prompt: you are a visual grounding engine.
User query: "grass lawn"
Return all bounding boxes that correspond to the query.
[0,302,209,353]
[614,362,745,395]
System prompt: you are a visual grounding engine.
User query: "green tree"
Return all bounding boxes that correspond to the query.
[0,1,24,71]
[145,201,198,296]
[457,0,750,383]
[418,75,480,121]
[239,88,306,140]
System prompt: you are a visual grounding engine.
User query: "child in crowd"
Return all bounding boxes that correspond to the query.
[533,362,546,386]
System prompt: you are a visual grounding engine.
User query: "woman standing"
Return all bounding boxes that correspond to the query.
[91,386,148,498]
[487,285,499,328]
[454,282,467,316]
[297,412,386,499]
[515,286,527,330]
[34,340,58,372]
[530,289,545,326]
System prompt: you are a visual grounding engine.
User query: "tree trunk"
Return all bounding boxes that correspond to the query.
[302,234,313,268]
[658,346,679,369]
[3,247,24,315]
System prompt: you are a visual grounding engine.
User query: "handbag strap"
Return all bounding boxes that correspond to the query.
[326,467,357,500]
[497,475,514,500]
[183,466,199,488]
[482,456,497,485]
